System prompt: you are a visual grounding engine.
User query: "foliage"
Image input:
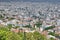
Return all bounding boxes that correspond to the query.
[26,32,33,40]
[6,32,21,40]
[0,15,4,19]
[49,37,55,40]
[8,17,15,21]
[0,27,9,31]
[24,31,47,40]
[14,26,20,29]
[48,32,59,37]
[7,24,13,30]
[33,31,47,40]
[44,26,55,30]
[35,22,42,27]
[23,24,32,28]
[18,32,24,40]
[48,32,55,36]
[0,27,21,40]
[0,26,48,40]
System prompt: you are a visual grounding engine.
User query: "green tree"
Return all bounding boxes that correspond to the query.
[35,22,42,28]
[44,25,55,30]
[0,27,21,40]
[33,31,47,40]
[35,21,42,31]
[18,32,24,40]
[7,24,13,30]
[49,37,55,40]
[26,32,34,40]
[23,24,32,28]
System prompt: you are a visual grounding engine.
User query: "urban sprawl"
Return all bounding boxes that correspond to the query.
[0,2,60,40]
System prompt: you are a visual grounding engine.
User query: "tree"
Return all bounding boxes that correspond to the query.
[23,24,32,28]
[6,31,21,40]
[14,26,20,29]
[35,21,42,31]
[0,27,21,40]
[44,25,55,30]
[25,32,34,40]
[35,22,42,28]
[48,32,56,36]
[33,31,47,40]
[7,24,13,30]
[0,14,4,19]
[0,27,9,31]
[49,37,55,40]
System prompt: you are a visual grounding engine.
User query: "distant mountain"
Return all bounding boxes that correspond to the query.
[0,0,60,3]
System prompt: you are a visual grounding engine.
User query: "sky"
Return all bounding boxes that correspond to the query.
[0,0,60,3]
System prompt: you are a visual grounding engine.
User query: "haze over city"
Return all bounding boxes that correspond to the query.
[0,0,60,3]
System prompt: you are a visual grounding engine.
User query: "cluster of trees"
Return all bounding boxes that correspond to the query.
[0,22,57,40]
[0,25,55,40]
[21,31,47,40]
[0,27,21,40]
[44,25,55,30]
[0,27,56,40]
[48,32,60,39]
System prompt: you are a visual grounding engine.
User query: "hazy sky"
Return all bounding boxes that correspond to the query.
[0,0,60,2]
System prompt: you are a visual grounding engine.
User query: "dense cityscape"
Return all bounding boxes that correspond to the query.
[0,2,60,40]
